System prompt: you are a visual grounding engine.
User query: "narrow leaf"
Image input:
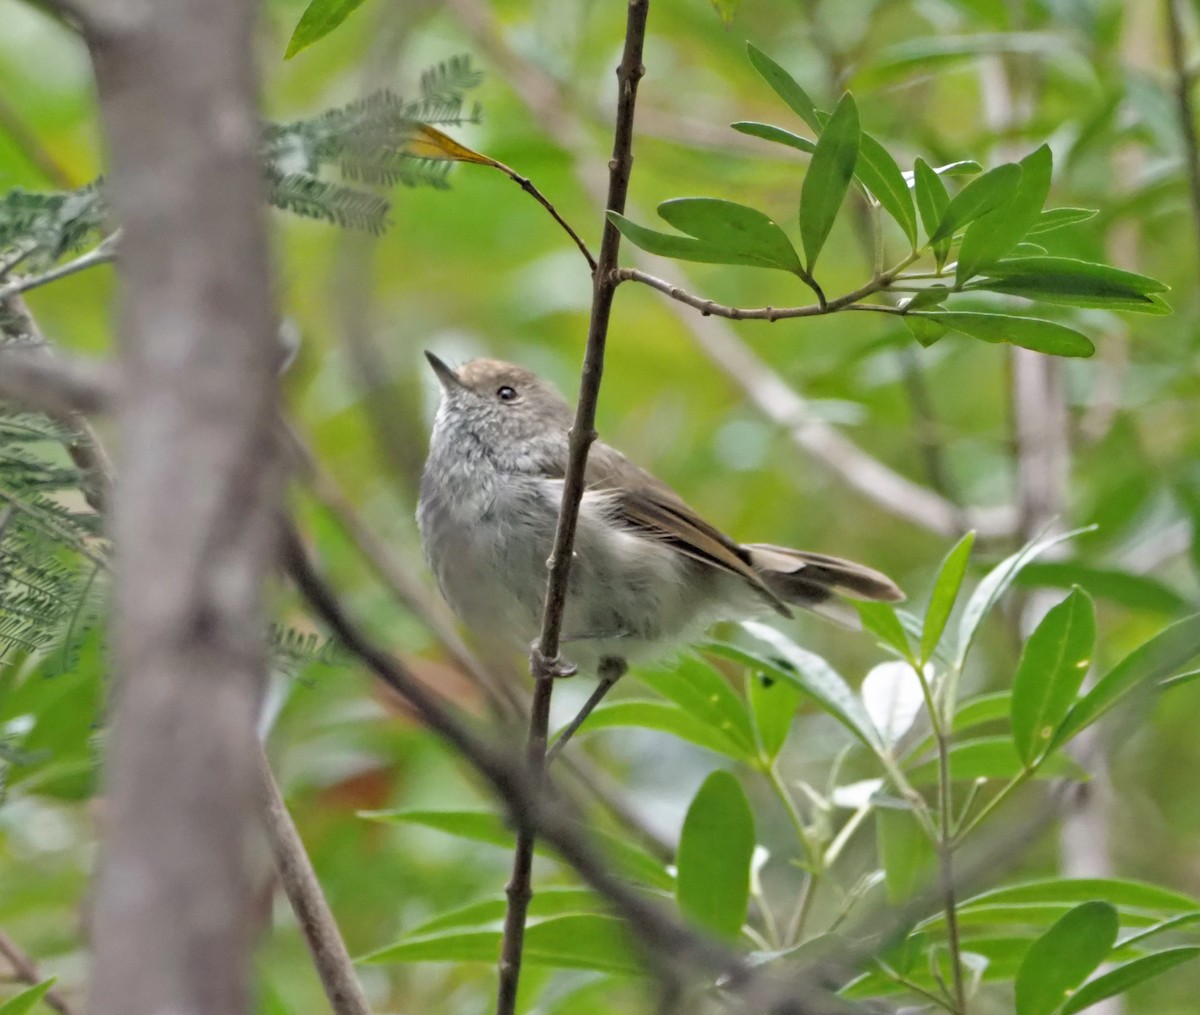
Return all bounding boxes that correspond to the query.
[1029,207,1098,235]
[554,699,753,760]
[0,980,56,1015]
[658,198,803,273]
[855,132,917,247]
[1061,947,1200,1015]
[676,771,755,938]
[1010,589,1096,766]
[746,44,821,131]
[285,0,369,59]
[877,807,935,903]
[967,256,1171,313]
[731,121,815,155]
[637,655,757,755]
[406,888,600,938]
[905,735,1089,785]
[747,670,802,761]
[799,92,860,272]
[1016,561,1192,615]
[929,162,1022,244]
[856,600,913,658]
[911,311,1094,358]
[913,157,951,266]
[1014,902,1118,1015]
[966,878,1200,912]
[921,531,975,664]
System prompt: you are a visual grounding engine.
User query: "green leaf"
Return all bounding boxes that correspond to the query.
[360,914,642,975]
[1016,561,1192,615]
[714,624,884,752]
[405,888,600,938]
[963,878,1200,913]
[730,121,816,155]
[904,691,1012,764]
[1120,911,1200,949]
[361,809,674,890]
[1015,902,1118,1015]
[1011,589,1096,767]
[905,735,1089,785]
[956,527,1092,669]
[710,0,742,24]
[746,44,821,132]
[855,132,917,247]
[798,92,860,273]
[637,655,757,756]
[913,157,951,266]
[608,199,803,274]
[929,162,1022,244]
[967,256,1171,313]
[909,311,1094,358]
[856,600,913,658]
[284,0,369,59]
[1053,613,1200,749]
[921,531,976,665]
[904,314,950,347]
[877,807,935,903]
[747,670,802,761]
[1028,207,1098,235]
[676,771,755,939]
[1061,947,1200,1014]
[555,699,753,760]
[0,980,56,1015]
[956,145,1052,286]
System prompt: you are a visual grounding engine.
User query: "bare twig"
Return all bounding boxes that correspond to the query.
[0,232,120,302]
[0,926,76,1015]
[257,748,374,1015]
[0,343,117,418]
[1166,0,1200,282]
[496,163,597,271]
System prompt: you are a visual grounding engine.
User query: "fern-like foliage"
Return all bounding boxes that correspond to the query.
[0,183,107,272]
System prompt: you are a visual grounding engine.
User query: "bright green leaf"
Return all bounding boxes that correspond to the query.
[929,162,1022,244]
[910,311,1094,358]
[905,313,950,346]
[1015,902,1118,1015]
[913,157,952,266]
[658,198,803,273]
[730,121,816,154]
[710,0,742,25]
[0,980,57,1015]
[747,670,802,761]
[856,600,913,658]
[636,655,757,756]
[1061,947,1200,1014]
[956,145,1052,285]
[1028,207,1098,235]
[555,698,753,760]
[1016,561,1192,615]
[964,878,1200,913]
[905,735,1089,785]
[676,771,755,939]
[1011,589,1096,766]
[967,256,1171,313]
[284,0,370,59]
[877,807,935,903]
[855,132,917,247]
[405,888,601,938]
[922,531,976,665]
[799,92,860,273]
[746,44,821,132]
[1053,613,1200,749]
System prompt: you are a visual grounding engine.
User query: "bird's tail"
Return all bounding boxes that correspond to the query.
[744,543,904,625]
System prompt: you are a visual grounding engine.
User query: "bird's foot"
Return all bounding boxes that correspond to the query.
[530,643,578,680]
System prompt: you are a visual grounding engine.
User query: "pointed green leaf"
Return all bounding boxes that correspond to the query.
[921,531,976,665]
[967,256,1171,313]
[405,888,600,938]
[0,980,57,1015]
[913,157,952,266]
[554,699,753,760]
[1011,589,1096,766]
[1029,207,1098,235]
[747,670,802,761]
[731,121,816,155]
[904,314,949,347]
[658,198,803,273]
[911,311,1094,358]
[636,655,757,755]
[964,878,1200,912]
[1015,902,1118,1015]
[956,527,1092,668]
[799,92,860,272]
[855,132,917,247]
[856,600,913,658]
[676,771,755,938]
[746,44,821,132]
[1015,561,1192,615]
[1061,947,1200,1015]
[929,162,1022,244]
[1053,613,1200,749]
[956,145,1052,286]
[877,807,935,903]
[285,0,369,59]
[905,735,1089,785]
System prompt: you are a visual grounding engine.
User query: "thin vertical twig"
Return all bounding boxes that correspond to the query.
[1166,0,1200,282]
[496,3,650,1012]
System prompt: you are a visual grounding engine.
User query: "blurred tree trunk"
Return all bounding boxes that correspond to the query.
[84,1,282,1014]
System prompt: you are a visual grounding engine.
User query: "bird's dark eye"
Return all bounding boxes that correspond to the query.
[497,385,518,402]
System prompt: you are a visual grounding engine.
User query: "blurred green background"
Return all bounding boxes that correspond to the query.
[3,0,1200,1011]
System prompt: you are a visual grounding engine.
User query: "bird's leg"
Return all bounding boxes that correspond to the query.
[546,655,627,764]
[529,642,578,680]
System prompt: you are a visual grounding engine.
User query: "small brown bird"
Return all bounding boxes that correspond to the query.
[417,353,903,679]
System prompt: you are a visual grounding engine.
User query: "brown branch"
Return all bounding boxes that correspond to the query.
[496,163,597,271]
[257,748,373,1015]
[84,2,283,1013]
[0,926,76,1015]
[0,343,116,418]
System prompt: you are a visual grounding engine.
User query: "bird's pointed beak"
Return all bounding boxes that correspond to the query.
[424,351,465,392]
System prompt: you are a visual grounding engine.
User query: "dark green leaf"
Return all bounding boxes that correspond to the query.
[910,311,1094,358]
[747,670,802,761]
[285,0,369,59]
[1016,561,1192,615]
[905,735,1089,785]
[360,914,642,974]
[1011,589,1096,766]
[855,132,917,247]
[877,807,935,903]
[929,162,1022,244]
[637,655,757,756]
[921,531,975,665]
[1053,613,1200,749]
[956,145,1052,285]
[730,121,815,155]
[1120,912,1200,949]
[556,699,753,760]
[902,285,952,311]
[913,157,951,266]
[1015,902,1118,1015]
[904,314,949,347]
[967,256,1171,313]
[0,980,56,1015]
[799,92,860,272]
[746,45,820,132]
[954,691,1013,731]
[676,771,755,938]
[856,600,913,658]
[1028,207,1099,235]
[1061,947,1200,1015]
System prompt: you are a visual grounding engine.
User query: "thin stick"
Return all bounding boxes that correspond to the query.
[257,748,373,1015]
[498,164,597,271]
[0,927,76,1015]
[0,232,119,302]
[1166,0,1200,282]
[497,4,651,1012]
[545,657,626,764]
